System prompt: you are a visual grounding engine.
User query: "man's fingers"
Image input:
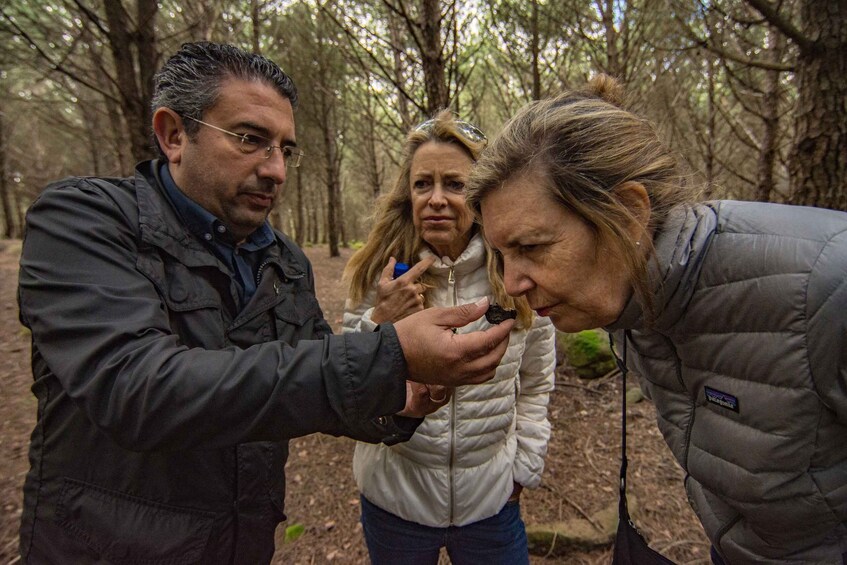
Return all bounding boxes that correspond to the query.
[463,335,511,383]
[418,318,514,386]
[472,318,515,358]
[432,297,490,328]
[451,319,514,382]
[394,301,513,387]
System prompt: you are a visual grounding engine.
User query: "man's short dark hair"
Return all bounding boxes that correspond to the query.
[150,42,298,158]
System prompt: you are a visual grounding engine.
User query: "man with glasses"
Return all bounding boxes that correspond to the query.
[17,42,513,564]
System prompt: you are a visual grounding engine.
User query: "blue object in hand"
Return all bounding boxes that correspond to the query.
[393,262,410,279]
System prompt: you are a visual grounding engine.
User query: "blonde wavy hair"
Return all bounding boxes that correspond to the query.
[465,75,700,323]
[344,109,533,328]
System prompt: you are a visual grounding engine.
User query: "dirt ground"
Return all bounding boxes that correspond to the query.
[0,242,710,565]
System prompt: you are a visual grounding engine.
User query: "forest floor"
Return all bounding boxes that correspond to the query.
[0,242,710,565]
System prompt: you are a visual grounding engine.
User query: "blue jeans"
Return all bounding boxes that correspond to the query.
[360,495,529,565]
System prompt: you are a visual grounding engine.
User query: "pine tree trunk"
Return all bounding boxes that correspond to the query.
[754,29,783,203]
[322,106,341,258]
[0,107,15,239]
[294,170,304,246]
[420,0,449,114]
[103,0,159,163]
[788,1,847,210]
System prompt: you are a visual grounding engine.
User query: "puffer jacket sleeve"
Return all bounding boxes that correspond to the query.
[17,180,410,451]
[512,315,556,488]
[342,288,379,334]
[807,225,847,424]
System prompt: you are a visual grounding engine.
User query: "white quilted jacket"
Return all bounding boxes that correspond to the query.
[342,234,556,527]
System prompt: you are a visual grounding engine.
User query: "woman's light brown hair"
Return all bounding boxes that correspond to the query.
[344,109,533,328]
[466,75,700,323]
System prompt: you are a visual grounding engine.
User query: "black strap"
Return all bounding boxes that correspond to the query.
[610,331,677,565]
[610,332,629,504]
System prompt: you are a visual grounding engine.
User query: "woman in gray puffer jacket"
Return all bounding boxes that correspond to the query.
[466,74,847,564]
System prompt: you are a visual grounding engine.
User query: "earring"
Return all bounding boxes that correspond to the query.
[635,240,641,246]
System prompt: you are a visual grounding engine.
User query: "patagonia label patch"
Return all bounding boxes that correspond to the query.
[705,386,739,412]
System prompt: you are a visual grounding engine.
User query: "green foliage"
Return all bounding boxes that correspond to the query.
[283,523,305,544]
[557,329,615,379]
[3,0,836,242]
[559,329,599,363]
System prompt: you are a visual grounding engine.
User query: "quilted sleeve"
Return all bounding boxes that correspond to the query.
[512,315,557,488]
[807,225,847,424]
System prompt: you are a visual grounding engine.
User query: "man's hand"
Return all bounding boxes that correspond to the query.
[394,297,514,386]
[397,382,452,418]
[371,256,435,324]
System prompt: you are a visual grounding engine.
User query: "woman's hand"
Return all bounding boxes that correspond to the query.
[508,482,523,502]
[397,382,453,417]
[371,256,436,324]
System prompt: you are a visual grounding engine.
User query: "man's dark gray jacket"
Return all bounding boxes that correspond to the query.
[17,161,415,564]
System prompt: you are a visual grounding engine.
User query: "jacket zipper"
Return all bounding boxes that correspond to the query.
[448,266,457,304]
[712,514,741,559]
[447,265,457,524]
[659,333,696,470]
[255,258,276,288]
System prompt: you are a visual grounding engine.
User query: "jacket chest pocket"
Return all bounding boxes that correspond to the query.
[225,271,328,346]
[142,256,229,349]
[273,290,325,345]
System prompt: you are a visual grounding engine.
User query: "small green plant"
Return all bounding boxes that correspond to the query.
[283,523,305,544]
[557,329,615,379]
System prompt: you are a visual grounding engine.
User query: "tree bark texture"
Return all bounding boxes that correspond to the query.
[420,0,449,114]
[787,1,847,210]
[294,170,304,246]
[530,0,541,100]
[388,12,412,130]
[599,0,622,79]
[103,0,159,163]
[754,28,784,203]
[322,109,341,257]
[0,107,16,239]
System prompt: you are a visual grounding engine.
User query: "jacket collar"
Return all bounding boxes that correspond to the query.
[133,160,306,280]
[607,203,717,332]
[419,232,486,278]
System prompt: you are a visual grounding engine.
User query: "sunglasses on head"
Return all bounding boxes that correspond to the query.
[414,118,487,144]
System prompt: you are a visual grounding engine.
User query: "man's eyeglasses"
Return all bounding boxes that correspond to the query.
[415,118,487,144]
[184,117,305,168]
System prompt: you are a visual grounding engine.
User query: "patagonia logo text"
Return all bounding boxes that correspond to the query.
[705,386,739,412]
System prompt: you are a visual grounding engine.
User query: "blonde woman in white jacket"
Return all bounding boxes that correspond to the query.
[342,111,556,565]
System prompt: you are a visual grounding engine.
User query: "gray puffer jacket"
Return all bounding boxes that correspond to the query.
[608,201,847,564]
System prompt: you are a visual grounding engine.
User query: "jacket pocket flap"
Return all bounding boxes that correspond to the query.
[274,292,322,326]
[57,478,216,564]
